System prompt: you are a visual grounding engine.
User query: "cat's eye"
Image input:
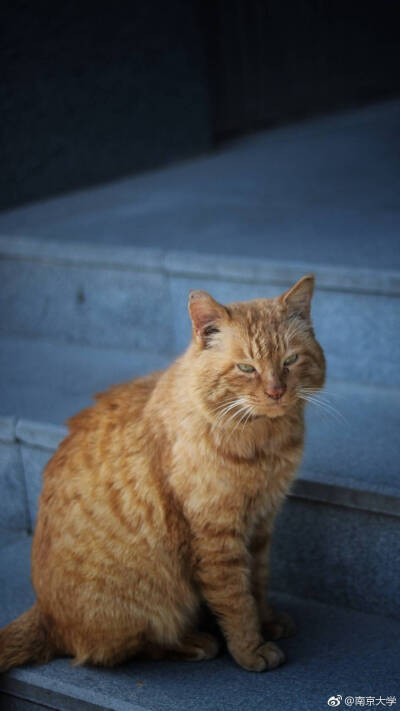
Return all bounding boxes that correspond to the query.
[237,363,256,373]
[284,354,298,366]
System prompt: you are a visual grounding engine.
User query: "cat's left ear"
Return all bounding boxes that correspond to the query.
[188,290,228,346]
[281,274,315,319]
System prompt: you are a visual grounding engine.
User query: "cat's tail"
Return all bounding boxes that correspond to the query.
[0,602,56,672]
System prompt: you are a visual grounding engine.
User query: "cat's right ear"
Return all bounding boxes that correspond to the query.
[188,290,228,347]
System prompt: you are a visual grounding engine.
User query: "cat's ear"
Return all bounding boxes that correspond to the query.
[281,275,314,319]
[188,290,228,346]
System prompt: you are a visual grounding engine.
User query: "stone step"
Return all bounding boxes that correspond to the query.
[1,336,399,620]
[0,534,399,711]
[1,99,399,270]
[0,236,399,388]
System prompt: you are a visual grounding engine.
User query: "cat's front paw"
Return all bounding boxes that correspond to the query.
[261,610,297,640]
[230,641,286,672]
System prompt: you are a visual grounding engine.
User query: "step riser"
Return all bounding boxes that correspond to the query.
[271,498,400,620]
[0,258,174,355]
[3,436,399,620]
[0,441,29,533]
[1,255,399,387]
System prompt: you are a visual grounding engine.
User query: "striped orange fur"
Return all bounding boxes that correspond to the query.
[0,275,325,672]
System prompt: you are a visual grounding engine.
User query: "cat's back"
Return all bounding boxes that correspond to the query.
[31,367,198,644]
[34,370,165,542]
[68,370,161,435]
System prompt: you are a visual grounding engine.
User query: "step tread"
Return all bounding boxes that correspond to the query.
[0,336,171,425]
[0,100,399,272]
[1,535,399,711]
[1,336,400,508]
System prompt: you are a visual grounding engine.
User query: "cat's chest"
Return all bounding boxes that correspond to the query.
[180,440,301,528]
[235,450,298,516]
[172,417,303,530]
[217,428,302,500]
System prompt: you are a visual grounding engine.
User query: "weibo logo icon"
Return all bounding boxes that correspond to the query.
[327,696,343,707]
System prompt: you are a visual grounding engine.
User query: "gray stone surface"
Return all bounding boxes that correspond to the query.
[2,236,400,296]
[0,415,16,443]
[291,478,400,519]
[1,243,398,386]
[311,290,400,387]
[271,497,400,620]
[16,420,66,451]
[301,379,400,499]
[0,535,398,711]
[164,248,400,296]
[0,236,164,272]
[0,444,29,532]
[0,259,174,353]
[0,337,171,423]
[0,100,399,271]
[0,534,34,622]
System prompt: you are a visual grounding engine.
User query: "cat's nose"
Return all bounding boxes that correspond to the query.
[265,384,286,400]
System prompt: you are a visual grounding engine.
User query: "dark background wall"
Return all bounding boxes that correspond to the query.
[1,1,211,209]
[206,0,400,139]
[1,0,400,210]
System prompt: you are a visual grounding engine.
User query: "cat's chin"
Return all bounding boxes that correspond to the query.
[265,410,285,419]
[263,402,291,419]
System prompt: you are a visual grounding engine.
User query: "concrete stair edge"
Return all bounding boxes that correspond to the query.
[1,234,400,296]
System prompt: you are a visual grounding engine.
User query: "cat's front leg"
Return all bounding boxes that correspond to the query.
[193,531,285,672]
[250,524,296,640]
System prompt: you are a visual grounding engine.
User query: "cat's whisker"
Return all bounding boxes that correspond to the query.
[299,389,336,406]
[234,406,254,431]
[300,389,346,417]
[216,399,247,417]
[212,399,245,421]
[303,388,347,405]
[307,395,344,412]
[222,401,254,430]
[225,403,250,427]
[213,396,247,410]
[297,394,332,423]
[215,394,259,436]
[312,400,348,426]
[211,398,249,430]
[297,391,348,426]
[209,397,244,411]
[225,404,254,441]
[209,399,243,417]
[213,405,239,423]
[240,407,256,432]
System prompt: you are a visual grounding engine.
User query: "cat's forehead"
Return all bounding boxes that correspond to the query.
[227,298,290,358]
[228,298,284,331]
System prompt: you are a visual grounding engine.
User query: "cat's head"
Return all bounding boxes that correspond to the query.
[188,276,325,423]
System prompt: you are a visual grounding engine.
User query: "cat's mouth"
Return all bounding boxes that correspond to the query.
[261,396,295,419]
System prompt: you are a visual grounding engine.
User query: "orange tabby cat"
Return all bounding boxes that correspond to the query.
[0,275,325,673]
